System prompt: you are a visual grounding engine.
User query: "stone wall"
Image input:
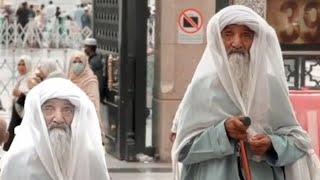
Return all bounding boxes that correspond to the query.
[231,0,266,18]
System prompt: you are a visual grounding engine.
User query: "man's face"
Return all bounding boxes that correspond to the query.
[41,98,75,131]
[42,98,74,177]
[84,45,92,56]
[221,24,254,56]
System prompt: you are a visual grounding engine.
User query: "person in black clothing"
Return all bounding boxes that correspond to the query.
[55,6,61,19]
[16,2,30,27]
[16,2,31,41]
[84,38,107,102]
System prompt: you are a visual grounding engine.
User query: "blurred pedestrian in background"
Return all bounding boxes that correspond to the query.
[16,2,30,28]
[73,4,84,29]
[27,59,64,89]
[81,7,91,29]
[3,55,32,151]
[29,4,36,19]
[68,51,100,116]
[84,38,107,103]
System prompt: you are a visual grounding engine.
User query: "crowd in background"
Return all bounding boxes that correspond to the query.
[0,37,106,152]
[1,1,93,34]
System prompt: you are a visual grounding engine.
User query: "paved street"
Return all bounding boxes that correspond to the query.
[106,154,172,180]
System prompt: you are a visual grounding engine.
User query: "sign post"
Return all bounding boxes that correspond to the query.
[177,8,204,44]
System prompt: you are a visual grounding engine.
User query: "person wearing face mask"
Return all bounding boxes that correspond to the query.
[68,51,100,119]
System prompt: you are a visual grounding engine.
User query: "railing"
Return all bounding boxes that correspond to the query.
[0,48,77,112]
[283,51,320,90]
[286,51,320,157]
[0,19,92,49]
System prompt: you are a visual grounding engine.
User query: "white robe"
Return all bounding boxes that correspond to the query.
[1,78,110,180]
[171,5,320,180]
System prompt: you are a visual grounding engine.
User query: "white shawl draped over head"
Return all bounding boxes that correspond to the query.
[172,5,320,180]
[15,55,32,94]
[1,78,110,180]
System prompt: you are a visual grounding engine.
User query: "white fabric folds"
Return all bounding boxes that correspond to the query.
[171,5,320,180]
[1,78,110,180]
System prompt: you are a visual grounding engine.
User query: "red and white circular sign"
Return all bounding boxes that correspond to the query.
[178,8,203,34]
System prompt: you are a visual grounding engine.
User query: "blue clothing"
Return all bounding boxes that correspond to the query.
[179,120,306,180]
[74,8,84,28]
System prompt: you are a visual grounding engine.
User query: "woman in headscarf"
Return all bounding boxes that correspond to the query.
[68,51,100,115]
[3,55,32,151]
[27,59,65,89]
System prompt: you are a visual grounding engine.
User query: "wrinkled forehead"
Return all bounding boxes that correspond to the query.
[216,6,260,34]
[41,98,75,108]
[221,24,255,34]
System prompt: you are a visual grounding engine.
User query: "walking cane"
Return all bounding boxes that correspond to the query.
[239,117,252,180]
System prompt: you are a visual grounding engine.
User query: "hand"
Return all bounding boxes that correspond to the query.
[27,76,42,89]
[12,89,21,97]
[224,117,249,141]
[35,69,46,80]
[169,132,176,143]
[248,134,272,156]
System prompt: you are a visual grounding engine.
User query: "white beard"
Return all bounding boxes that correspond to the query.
[228,53,250,105]
[49,125,71,178]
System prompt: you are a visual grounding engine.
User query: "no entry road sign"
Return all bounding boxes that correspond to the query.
[178,8,203,34]
[177,8,204,44]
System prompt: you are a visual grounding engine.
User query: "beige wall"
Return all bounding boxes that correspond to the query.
[153,0,215,161]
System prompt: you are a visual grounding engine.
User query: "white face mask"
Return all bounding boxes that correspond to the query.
[72,63,85,75]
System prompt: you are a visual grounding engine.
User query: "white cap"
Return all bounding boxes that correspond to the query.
[84,38,97,46]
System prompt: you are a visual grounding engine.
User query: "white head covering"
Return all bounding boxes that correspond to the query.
[15,55,32,94]
[13,55,33,117]
[1,78,110,180]
[84,38,97,46]
[68,51,100,114]
[171,5,320,180]
[37,59,59,79]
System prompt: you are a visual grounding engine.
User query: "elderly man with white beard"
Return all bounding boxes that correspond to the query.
[0,78,110,180]
[171,5,320,180]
